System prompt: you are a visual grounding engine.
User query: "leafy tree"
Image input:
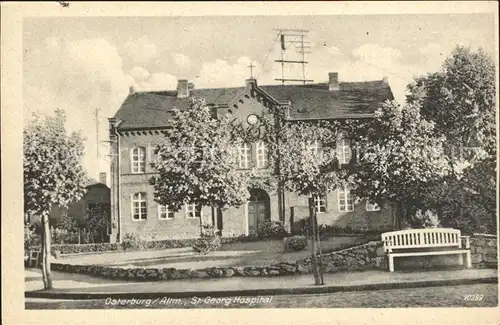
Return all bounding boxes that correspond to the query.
[150,97,253,235]
[85,204,111,243]
[260,112,345,285]
[407,46,496,232]
[24,109,87,289]
[347,101,450,229]
[407,45,496,160]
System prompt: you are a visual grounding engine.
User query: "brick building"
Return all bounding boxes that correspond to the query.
[108,73,395,242]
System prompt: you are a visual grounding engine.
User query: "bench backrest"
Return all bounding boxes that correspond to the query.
[381,228,462,252]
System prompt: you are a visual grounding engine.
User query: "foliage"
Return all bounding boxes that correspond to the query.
[24,109,87,222]
[51,227,79,244]
[347,100,450,227]
[406,46,496,233]
[121,232,144,250]
[84,204,111,243]
[192,234,222,254]
[257,220,288,238]
[407,46,496,157]
[287,235,308,251]
[24,226,40,249]
[259,112,346,197]
[24,108,87,289]
[150,97,254,213]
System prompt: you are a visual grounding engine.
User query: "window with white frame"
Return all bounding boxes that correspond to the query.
[336,138,352,165]
[338,187,354,212]
[186,204,202,218]
[313,195,327,213]
[132,192,147,220]
[158,204,175,220]
[131,147,146,173]
[366,200,381,211]
[307,140,321,155]
[238,143,252,169]
[256,141,269,168]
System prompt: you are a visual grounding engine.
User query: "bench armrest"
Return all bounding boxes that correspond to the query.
[461,236,470,249]
[383,238,393,253]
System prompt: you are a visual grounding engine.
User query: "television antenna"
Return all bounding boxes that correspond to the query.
[273,29,313,85]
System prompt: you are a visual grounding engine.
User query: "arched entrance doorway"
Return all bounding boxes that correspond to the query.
[248,188,270,234]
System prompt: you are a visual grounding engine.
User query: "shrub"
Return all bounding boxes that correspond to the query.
[258,221,288,238]
[121,232,144,250]
[287,235,308,251]
[192,235,221,254]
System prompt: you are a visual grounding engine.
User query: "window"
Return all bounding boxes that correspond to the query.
[131,147,146,173]
[256,141,269,168]
[366,201,381,212]
[338,187,354,212]
[307,140,321,155]
[336,138,352,165]
[186,204,202,218]
[158,204,175,220]
[238,143,252,169]
[313,195,327,213]
[132,193,147,220]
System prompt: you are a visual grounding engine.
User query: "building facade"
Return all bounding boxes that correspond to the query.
[108,73,395,242]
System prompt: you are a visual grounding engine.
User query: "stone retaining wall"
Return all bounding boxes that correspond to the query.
[470,233,497,268]
[47,234,496,281]
[49,241,386,281]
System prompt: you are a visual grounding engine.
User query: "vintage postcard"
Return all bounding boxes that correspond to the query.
[2,1,499,324]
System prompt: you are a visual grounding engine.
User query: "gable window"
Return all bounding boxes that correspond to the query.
[366,200,381,212]
[256,141,269,168]
[238,143,252,169]
[132,192,147,220]
[186,204,202,218]
[338,187,354,212]
[313,195,327,213]
[131,147,146,173]
[336,138,352,165]
[158,204,175,220]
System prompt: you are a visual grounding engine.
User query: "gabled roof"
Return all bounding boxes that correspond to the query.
[113,79,394,129]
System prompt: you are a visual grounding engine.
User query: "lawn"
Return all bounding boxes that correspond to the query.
[57,236,365,270]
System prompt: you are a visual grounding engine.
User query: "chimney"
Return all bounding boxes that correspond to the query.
[99,172,107,185]
[129,86,135,94]
[245,78,257,89]
[382,76,389,85]
[177,79,189,98]
[328,72,339,91]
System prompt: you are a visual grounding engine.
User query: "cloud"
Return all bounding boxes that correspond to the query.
[24,37,135,179]
[171,52,191,69]
[124,35,158,63]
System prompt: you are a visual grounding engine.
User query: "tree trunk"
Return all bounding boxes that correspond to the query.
[41,213,53,290]
[308,197,322,285]
[314,207,324,285]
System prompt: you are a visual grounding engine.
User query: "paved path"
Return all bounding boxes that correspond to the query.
[25,268,497,297]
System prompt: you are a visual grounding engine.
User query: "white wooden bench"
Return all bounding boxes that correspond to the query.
[381,228,472,272]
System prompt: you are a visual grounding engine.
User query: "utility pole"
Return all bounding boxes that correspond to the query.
[95,108,100,159]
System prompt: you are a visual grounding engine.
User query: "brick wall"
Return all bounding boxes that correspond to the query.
[288,191,394,234]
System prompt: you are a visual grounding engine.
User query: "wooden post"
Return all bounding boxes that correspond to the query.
[308,197,321,285]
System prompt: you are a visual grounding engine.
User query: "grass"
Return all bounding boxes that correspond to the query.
[57,236,366,270]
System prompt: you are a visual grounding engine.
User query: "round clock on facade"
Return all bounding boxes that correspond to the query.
[246,114,258,125]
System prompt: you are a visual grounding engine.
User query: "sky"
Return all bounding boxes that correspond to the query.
[22,13,496,180]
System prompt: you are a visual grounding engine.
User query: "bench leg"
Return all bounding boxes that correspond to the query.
[458,253,464,266]
[465,251,472,269]
[388,255,394,272]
